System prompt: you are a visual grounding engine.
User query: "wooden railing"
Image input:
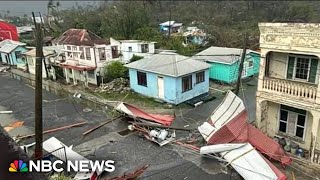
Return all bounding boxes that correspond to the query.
[262,77,318,102]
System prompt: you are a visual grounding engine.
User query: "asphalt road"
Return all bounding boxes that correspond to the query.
[0,72,234,179]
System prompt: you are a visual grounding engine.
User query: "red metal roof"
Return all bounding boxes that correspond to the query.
[53,29,109,46]
[207,110,292,166]
[0,21,18,41]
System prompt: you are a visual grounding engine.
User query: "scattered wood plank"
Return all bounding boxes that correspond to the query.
[0,111,13,114]
[17,121,87,139]
[131,122,195,131]
[82,116,122,136]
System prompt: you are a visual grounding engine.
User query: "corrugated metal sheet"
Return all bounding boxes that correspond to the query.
[0,44,18,53]
[125,52,211,77]
[194,46,259,64]
[52,28,108,46]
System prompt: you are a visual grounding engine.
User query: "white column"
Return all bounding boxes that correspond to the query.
[257,49,268,92]
[64,68,70,84]
[72,69,77,85]
[84,71,89,87]
[310,110,320,162]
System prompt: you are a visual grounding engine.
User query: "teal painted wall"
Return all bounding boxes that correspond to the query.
[128,68,209,104]
[0,46,28,66]
[207,52,260,83]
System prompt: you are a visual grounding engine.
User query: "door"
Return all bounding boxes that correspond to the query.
[157,76,164,99]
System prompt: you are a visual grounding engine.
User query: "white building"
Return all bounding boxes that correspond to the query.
[52,29,120,86]
[115,39,156,63]
[256,23,320,164]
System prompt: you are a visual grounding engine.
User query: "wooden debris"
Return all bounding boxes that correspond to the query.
[4,121,24,132]
[82,116,122,136]
[17,121,87,139]
[131,122,195,131]
[0,111,13,114]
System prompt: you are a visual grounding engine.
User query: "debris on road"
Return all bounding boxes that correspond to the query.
[200,143,281,180]
[95,78,130,93]
[16,121,87,139]
[0,66,10,72]
[197,90,290,180]
[4,121,24,132]
[43,137,102,180]
[131,122,194,131]
[108,164,150,180]
[0,110,13,114]
[82,116,122,136]
[82,108,93,112]
[115,102,175,126]
[129,123,176,146]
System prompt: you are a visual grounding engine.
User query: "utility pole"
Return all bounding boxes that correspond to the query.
[235,32,248,95]
[32,12,44,159]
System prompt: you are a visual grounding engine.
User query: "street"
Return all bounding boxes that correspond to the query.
[0,73,234,179]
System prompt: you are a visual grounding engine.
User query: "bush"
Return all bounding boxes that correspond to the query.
[103,61,128,82]
[130,54,144,62]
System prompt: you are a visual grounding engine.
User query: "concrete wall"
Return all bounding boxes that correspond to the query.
[26,56,48,78]
[268,52,287,79]
[129,68,209,104]
[120,42,155,63]
[175,69,209,104]
[266,102,313,150]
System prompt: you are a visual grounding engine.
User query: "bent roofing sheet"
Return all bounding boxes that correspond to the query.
[115,102,175,126]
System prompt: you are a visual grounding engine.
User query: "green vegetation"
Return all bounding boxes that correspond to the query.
[103,61,128,82]
[129,55,144,63]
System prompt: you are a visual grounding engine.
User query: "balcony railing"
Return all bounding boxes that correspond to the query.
[262,77,318,102]
[313,149,320,164]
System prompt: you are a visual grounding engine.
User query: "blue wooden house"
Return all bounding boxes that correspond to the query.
[193,46,260,83]
[0,40,28,70]
[125,52,211,105]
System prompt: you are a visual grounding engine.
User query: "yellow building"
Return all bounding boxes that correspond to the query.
[256,23,320,164]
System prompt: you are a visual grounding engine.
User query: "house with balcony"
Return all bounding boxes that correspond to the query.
[256,23,320,164]
[116,39,156,63]
[52,29,120,86]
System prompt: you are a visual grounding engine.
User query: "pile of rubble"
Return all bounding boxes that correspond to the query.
[96,78,130,93]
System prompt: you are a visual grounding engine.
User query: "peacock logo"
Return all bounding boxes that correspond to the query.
[9,160,28,172]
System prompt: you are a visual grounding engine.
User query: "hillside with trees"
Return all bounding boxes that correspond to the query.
[22,1,320,54]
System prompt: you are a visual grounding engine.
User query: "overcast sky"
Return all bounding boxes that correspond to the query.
[0,1,100,16]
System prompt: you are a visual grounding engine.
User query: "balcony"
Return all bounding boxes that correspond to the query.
[262,77,318,103]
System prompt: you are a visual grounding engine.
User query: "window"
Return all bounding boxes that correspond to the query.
[66,46,71,57]
[15,51,22,59]
[196,71,205,84]
[248,60,253,68]
[141,44,149,53]
[137,71,147,87]
[287,55,318,83]
[85,48,91,60]
[279,105,306,139]
[182,75,192,92]
[87,71,95,79]
[128,47,132,52]
[295,57,310,80]
[79,47,85,59]
[72,46,77,58]
[111,46,119,58]
[98,48,106,60]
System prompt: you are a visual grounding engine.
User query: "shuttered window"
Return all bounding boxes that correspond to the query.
[286,56,295,79]
[287,56,318,83]
[309,59,318,83]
